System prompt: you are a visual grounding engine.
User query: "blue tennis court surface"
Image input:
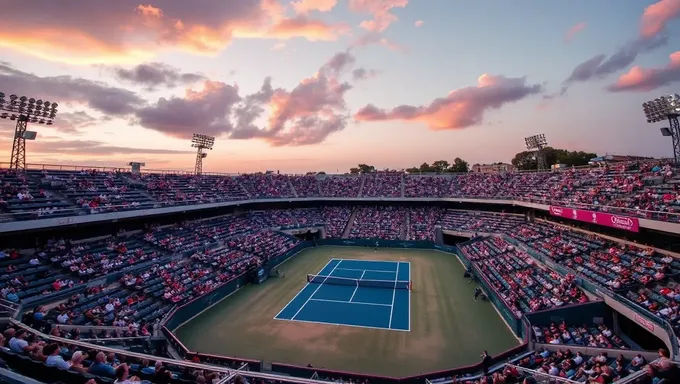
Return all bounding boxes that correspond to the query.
[274,259,410,331]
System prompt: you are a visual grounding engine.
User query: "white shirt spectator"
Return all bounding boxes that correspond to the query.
[29,258,40,266]
[9,337,28,353]
[46,354,71,370]
[57,313,69,324]
[105,303,115,312]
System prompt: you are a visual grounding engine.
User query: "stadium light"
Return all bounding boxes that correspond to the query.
[191,133,215,175]
[0,92,59,171]
[643,93,680,164]
[524,134,548,171]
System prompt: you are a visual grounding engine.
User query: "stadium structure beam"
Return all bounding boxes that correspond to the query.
[644,94,680,165]
[0,92,58,171]
[524,134,548,171]
[191,133,215,175]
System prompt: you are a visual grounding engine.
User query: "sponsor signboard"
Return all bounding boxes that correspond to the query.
[549,206,639,232]
[634,313,655,332]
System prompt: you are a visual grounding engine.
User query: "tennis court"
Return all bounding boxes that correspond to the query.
[274,259,411,331]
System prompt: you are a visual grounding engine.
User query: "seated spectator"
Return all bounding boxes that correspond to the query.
[8,329,30,353]
[88,351,116,377]
[44,343,71,369]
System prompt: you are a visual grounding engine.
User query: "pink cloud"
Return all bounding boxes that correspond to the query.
[291,0,338,14]
[352,32,407,53]
[0,0,349,65]
[565,22,586,43]
[414,20,424,27]
[640,0,680,38]
[607,51,680,92]
[354,74,543,130]
[348,0,408,32]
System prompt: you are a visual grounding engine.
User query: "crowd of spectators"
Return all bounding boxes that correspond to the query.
[407,207,443,241]
[361,172,403,198]
[349,206,407,240]
[532,321,630,349]
[464,237,589,314]
[3,160,680,223]
[0,325,229,383]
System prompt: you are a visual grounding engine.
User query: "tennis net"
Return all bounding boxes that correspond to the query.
[306,274,410,289]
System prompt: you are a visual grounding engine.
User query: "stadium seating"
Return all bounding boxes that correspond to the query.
[4,162,680,384]
[2,161,679,225]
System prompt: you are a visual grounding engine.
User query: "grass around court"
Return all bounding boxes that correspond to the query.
[174,246,519,377]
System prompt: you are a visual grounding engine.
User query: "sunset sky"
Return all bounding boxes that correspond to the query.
[1,0,679,174]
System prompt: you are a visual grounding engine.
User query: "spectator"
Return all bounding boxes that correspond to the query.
[44,343,71,369]
[8,329,30,353]
[88,351,116,377]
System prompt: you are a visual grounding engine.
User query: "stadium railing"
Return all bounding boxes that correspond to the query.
[503,364,581,384]
[503,235,680,358]
[6,318,333,384]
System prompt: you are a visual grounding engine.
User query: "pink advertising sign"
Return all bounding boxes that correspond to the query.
[548,206,640,233]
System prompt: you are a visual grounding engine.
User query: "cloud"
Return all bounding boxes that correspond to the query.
[15,139,194,156]
[564,34,668,85]
[265,16,351,41]
[354,74,543,130]
[55,111,98,134]
[351,32,407,52]
[135,51,357,146]
[352,68,379,81]
[110,62,205,90]
[291,0,338,14]
[135,80,241,139]
[641,0,680,38]
[0,0,344,65]
[349,0,408,32]
[0,62,145,117]
[271,42,287,50]
[414,20,424,28]
[229,52,354,146]
[565,22,586,43]
[607,51,680,92]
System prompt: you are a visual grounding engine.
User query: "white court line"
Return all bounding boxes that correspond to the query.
[308,298,392,307]
[273,258,336,320]
[273,316,410,332]
[348,270,365,302]
[387,261,399,329]
[290,261,341,321]
[407,261,411,332]
[334,267,396,273]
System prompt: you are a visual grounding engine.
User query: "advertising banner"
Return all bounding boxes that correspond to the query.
[548,206,640,232]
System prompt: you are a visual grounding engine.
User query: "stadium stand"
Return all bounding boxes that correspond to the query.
[3,163,680,384]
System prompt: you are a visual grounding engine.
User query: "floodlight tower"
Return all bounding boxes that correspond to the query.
[524,134,549,170]
[191,133,215,175]
[643,94,680,165]
[0,92,58,171]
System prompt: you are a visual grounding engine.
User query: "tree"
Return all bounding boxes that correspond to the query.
[349,164,376,174]
[451,157,469,173]
[511,147,597,170]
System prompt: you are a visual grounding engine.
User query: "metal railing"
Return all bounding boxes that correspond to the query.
[504,364,581,384]
[9,319,335,384]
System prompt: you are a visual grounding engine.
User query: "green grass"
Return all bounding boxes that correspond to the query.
[174,246,519,376]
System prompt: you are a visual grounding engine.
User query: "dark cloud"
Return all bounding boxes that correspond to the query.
[0,62,145,117]
[55,111,98,134]
[135,81,241,139]
[562,34,668,93]
[110,62,205,90]
[136,51,357,146]
[352,68,379,81]
[29,140,194,156]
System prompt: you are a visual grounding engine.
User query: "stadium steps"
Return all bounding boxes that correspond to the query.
[341,207,358,238]
[238,179,252,199]
[289,180,298,198]
[400,173,405,197]
[357,175,366,197]
[402,211,411,240]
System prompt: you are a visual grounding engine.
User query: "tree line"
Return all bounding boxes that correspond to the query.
[511,148,597,170]
[326,147,600,174]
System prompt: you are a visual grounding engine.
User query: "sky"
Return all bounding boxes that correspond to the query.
[0,0,679,174]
